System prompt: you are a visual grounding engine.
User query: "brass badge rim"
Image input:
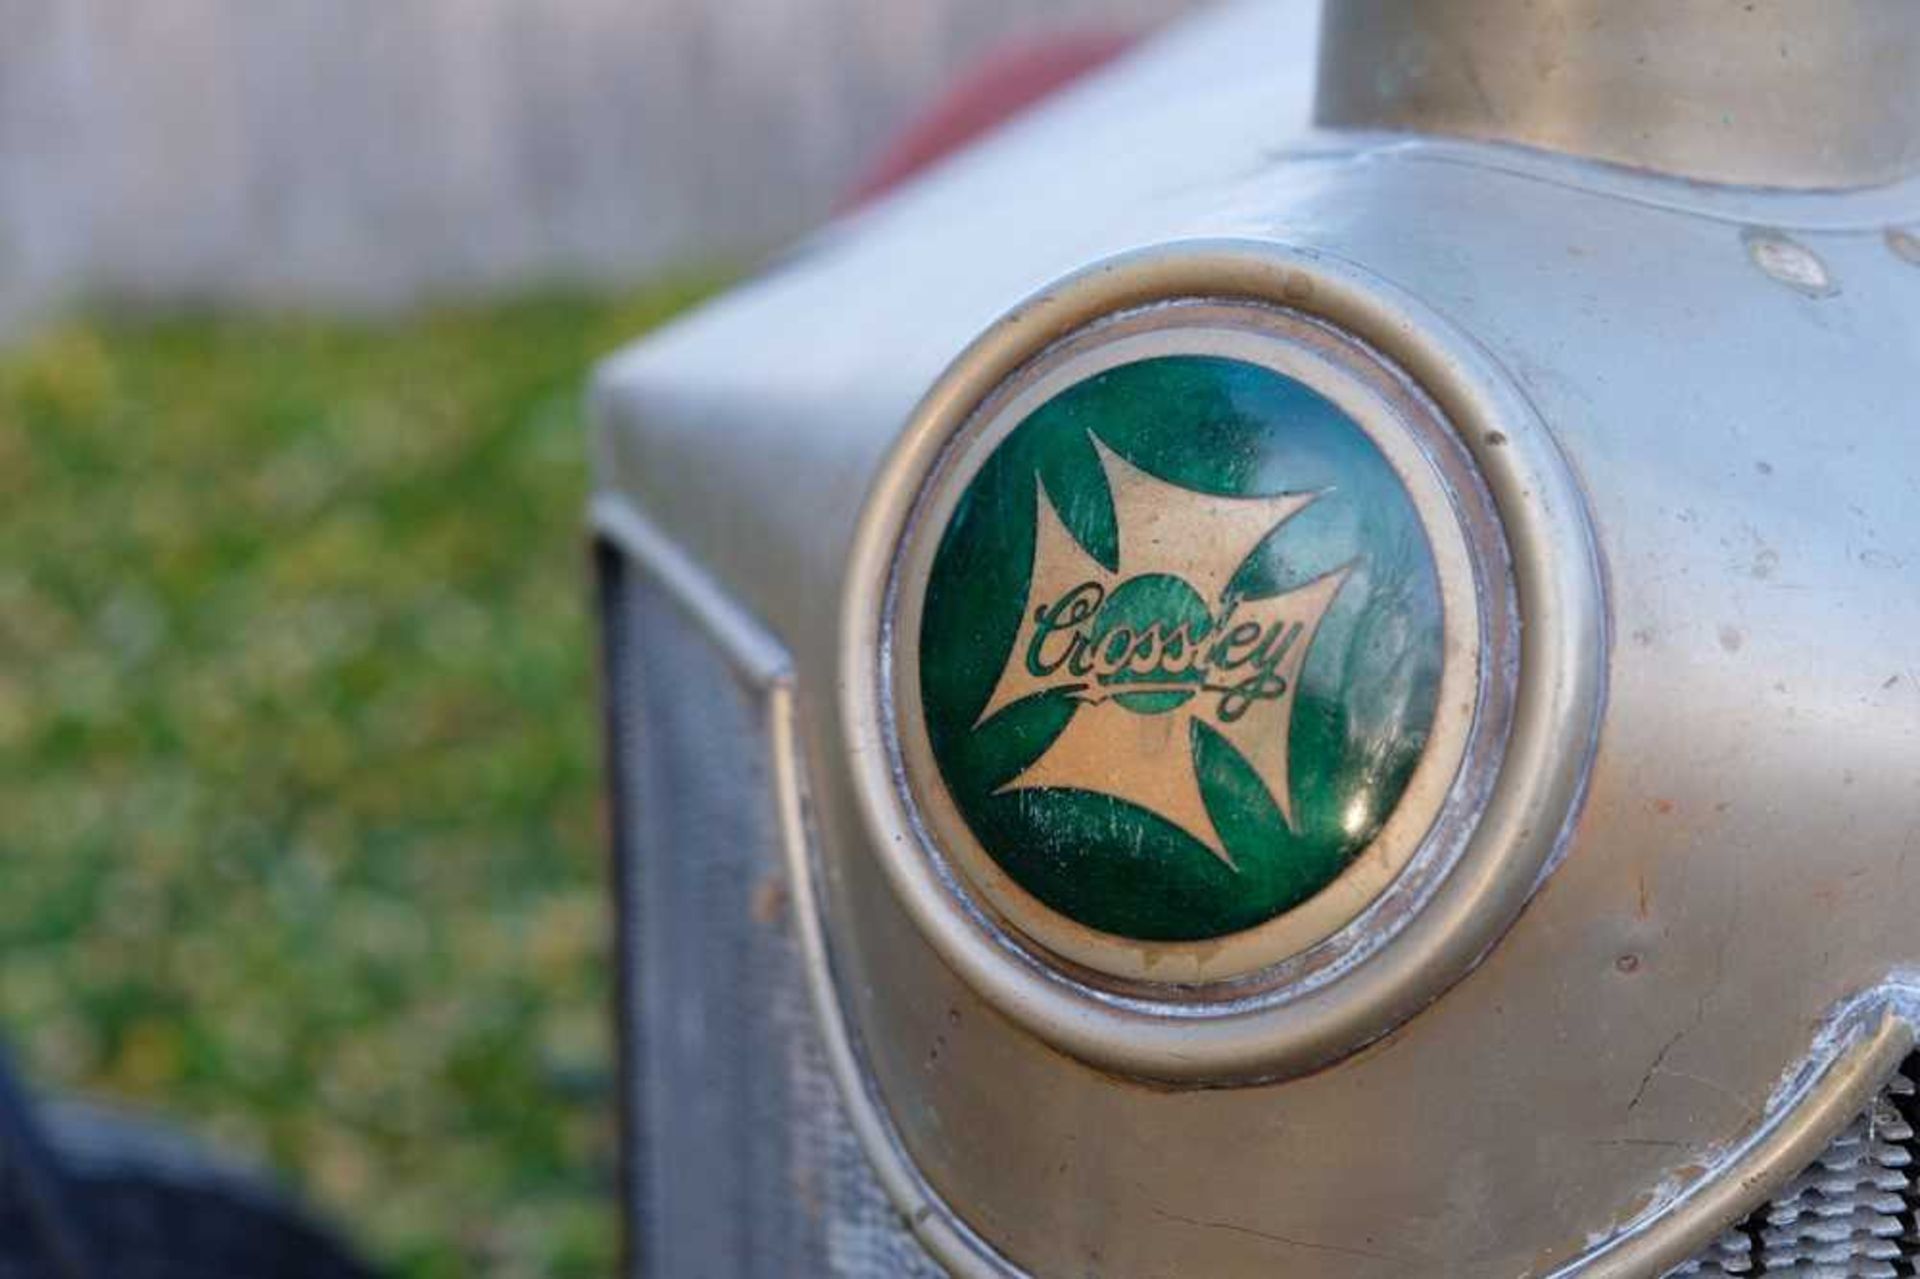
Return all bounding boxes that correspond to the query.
[840,241,1607,1083]
[888,299,1500,988]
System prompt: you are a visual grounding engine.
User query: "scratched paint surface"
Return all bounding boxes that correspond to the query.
[918,355,1445,940]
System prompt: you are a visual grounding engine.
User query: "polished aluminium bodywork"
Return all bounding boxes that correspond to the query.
[594,1,1920,1273]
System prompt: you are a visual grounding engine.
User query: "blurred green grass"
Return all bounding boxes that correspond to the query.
[0,283,711,1278]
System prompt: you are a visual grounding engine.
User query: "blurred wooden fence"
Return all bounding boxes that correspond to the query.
[0,0,1198,325]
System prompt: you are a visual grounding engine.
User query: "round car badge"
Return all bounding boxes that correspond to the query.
[903,321,1485,981]
[845,247,1602,1081]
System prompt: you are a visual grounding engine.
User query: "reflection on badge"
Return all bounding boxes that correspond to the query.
[886,297,1499,986]
[935,361,1432,944]
[974,435,1351,867]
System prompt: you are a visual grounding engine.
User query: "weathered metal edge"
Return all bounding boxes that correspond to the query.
[590,494,1015,1278]
[839,239,1610,1083]
[1546,984,1920,1279]
[589,496,792,689]
[1276,132,1920,233]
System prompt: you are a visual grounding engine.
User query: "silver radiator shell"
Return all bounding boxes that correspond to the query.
[589,0,1920,1271]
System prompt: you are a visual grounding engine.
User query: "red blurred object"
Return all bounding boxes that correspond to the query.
[847,30,1141,208]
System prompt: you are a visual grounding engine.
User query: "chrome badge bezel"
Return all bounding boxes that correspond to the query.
[841,243,1607,1082]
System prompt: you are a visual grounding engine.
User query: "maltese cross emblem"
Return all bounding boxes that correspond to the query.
[908,348,1451,949]
[977,436,1350,862]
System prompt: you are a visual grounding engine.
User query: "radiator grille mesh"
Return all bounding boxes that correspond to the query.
[1670,1063,1920,1278]
[598,545,943,1278]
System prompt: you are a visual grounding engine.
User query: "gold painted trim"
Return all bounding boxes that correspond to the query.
[888,301,1500,986]
[841,241,1609,1083]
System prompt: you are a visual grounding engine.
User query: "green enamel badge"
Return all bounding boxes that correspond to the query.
[916,354,1445,944]
[855,271,1563,1073]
